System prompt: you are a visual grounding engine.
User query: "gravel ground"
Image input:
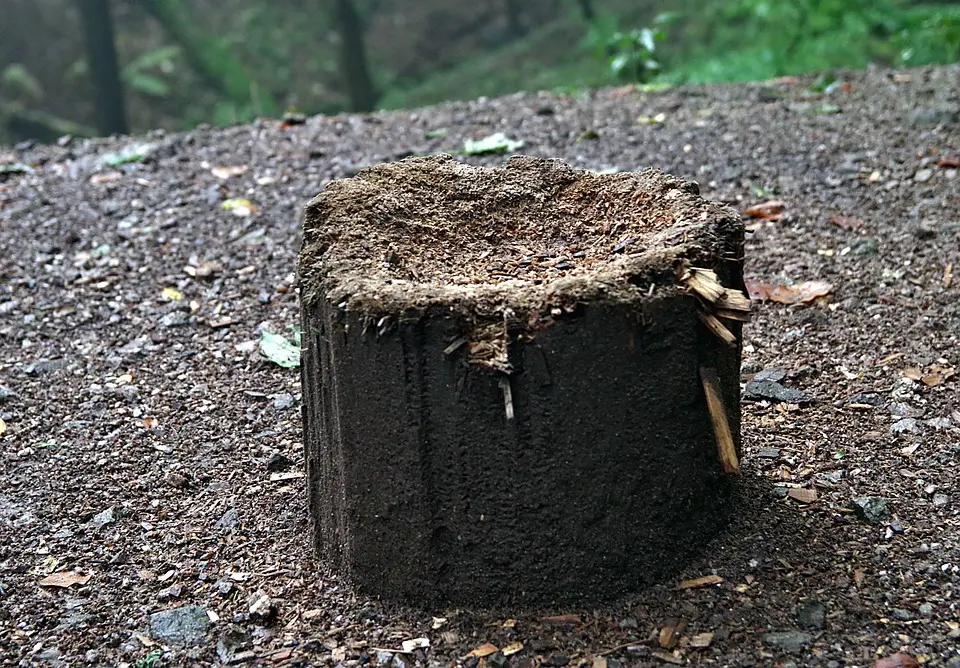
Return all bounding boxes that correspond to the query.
[1,65,959,667]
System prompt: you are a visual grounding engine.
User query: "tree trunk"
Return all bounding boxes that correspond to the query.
[75,0,129,135]
[331,0,378,112]
[576,0,595,22]
[136,0,276,115]
[504,0,524,37]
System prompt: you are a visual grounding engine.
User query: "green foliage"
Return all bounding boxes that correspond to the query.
[463,132,524,156]
[122,46,181,98]
[1,63,44,102]
[135,649,163,668]
[581,12,677,84]
[259,330,301,369]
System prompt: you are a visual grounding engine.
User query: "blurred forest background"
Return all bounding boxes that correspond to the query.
[1,0,959,144]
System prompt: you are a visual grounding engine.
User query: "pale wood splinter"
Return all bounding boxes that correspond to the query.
[699,366,740,475]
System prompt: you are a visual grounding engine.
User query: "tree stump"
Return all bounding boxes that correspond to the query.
[298,155,747,604]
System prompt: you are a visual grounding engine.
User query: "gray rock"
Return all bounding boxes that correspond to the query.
[890,418,919,434]
[887,402,919,417]
[247,589,276,623]
[797,601,826,629]
[272,393,295,410]
[924,417,952,431]
[914,169,934,183]
[757,447,781,459]
[0,386,15,402]
[753,368,787,383]
[25,359,68,375]
[816,470,843,485]
[892,608,913,621]
[743,379,812,404]
[161,311,190,328]
[148,605,210,645]
[763,630,812,652]
[266,452,294,472]
[376,650,397,666]
[851,237,879,257]
[909,107,958,127]
[90,506,116,530]
[934,494,950,507]
[919,603,934,617]
[215,579,234,596]
[848,392,882,406]
[217,508,239,532]
[852,497,891,524]
[216,625,251,663]
[618,617,638,629]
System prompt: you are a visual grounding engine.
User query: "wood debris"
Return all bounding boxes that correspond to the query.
[700,367,740,475]
[677,574,723,590]
[678,265,751,347]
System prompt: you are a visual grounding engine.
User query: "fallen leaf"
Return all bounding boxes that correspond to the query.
[936,156,960,168]
[161,287,183,301]
[211,165,248,179]
[259,331,301,369]
[431,617,447,629]
[89,170,123,185]
[142,416,159,430]
[829,215,864,230]
[902,367,923,381]
[853,568,864,586]
[873,652,920,668]
[466,643,498,658]
[463,132,523,156]
[0,418,5,437]
[922,374,943,387]
[541,613,582,626]
[788,488,818,504]
[502,642,524,656]
[744,279,833,304]
[688,632,714,648]
[944,263,953,289]
[677,575,723,590]
[742,200,785,221]
[101,143,153,167]
[401,638,430,653]
[38,571,91,588]
[221,198,257,217]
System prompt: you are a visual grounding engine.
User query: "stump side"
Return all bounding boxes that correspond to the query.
[301,295,740,603]
[298,154,745,604]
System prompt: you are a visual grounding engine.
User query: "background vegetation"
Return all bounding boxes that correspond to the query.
[1,0,959,144]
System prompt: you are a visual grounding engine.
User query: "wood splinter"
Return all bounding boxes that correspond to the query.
[699,366,740,475]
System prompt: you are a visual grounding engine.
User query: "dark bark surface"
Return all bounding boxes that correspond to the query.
[75,0,128,136]
[332,0,378,112]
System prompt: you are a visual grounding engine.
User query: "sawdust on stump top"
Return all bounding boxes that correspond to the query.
[298,154,746,604]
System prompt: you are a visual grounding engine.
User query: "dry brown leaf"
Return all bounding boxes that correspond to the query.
[936,156,960,168]
[502,642,524,656]
[677,575,723,590]
[142,416,159,430]
[89,170,123,185]
[38,571,91,588]
[787,488,818,504]
[853,568,864,586]
[541,613,582,626]
[902,367,923,381]
[829,214,865,230]
[921,374,943,387]
[742,200,786,220]
[873,652,920,668]
[944,263,953,289]
[744,279,833,304]
[467,643,499,658]
[688,632,714,648]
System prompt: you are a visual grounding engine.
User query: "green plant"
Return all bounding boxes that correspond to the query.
[135,649,163,668]
[596,13,678,83]
[122,45,181,98]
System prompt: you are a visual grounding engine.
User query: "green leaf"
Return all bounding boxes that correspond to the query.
[259,331,300,368]
[1,63,44,101]
[463,132,524,156]
[135,649,163,668]
[126,73,170,98]
[101,143,154,167]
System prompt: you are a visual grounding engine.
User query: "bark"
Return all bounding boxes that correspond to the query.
[331,0,378,112]
[504,0,524,37]
[75,0,129,135]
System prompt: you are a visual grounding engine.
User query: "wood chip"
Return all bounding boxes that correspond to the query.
[787,487,818,504]
[700,367,740,475]
[541,613,582,626]
[502,642,524,656]
[650,650,685,665]
[688,632,714,648]
[697,311,737,346]
[466,643,499,658]
[742,200,785,220]
[38,571,91,588]
[677,575,723,590]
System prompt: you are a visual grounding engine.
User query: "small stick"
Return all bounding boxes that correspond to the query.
[699,366,740,475]
[499,376,515,420]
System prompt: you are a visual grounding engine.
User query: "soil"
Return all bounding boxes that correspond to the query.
[1,65,959,667]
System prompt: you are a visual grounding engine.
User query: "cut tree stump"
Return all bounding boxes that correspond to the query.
[298,154,746,604]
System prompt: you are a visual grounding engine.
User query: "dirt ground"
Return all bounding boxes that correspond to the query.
[1,65,958,667]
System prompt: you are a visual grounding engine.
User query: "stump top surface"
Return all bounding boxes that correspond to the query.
[299,155,740,311]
